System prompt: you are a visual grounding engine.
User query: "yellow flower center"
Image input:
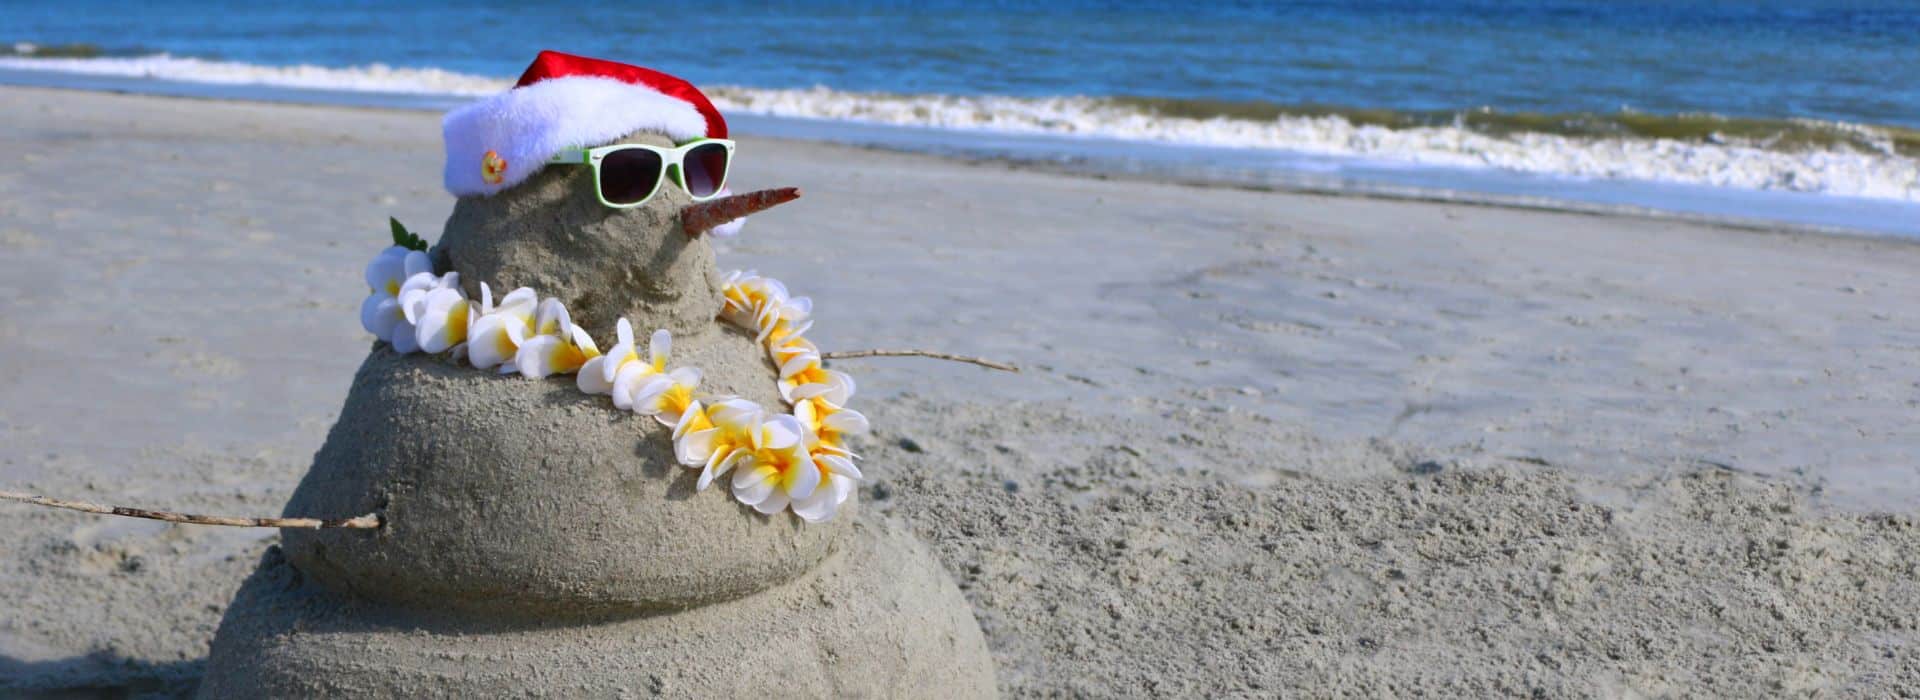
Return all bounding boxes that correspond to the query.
[553,342,587,371]
[447,301,470,338]
[788,362,829,387]
[611,349,640,372]
[748,444,809,491]
[491,326,518,358]
[662,383,694,417]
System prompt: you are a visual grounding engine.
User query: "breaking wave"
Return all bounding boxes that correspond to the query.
[3,50,1915,202]
[0,49,508,96]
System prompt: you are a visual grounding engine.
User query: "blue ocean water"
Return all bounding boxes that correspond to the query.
[4,0,1919,234]
[9,0,1920,128]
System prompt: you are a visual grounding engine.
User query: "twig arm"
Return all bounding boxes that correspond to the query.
[0,489,380,529]
[821,348,1019,373]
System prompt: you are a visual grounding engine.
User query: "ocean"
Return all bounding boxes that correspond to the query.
[4,0,1918,235]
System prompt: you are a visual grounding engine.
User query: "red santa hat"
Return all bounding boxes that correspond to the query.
[443,51,728,197]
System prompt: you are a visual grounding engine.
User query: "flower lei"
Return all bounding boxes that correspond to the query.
[358,243,866,523]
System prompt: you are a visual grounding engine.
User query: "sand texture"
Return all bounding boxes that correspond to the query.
[2,86,1919,696]
[279,338,827,613]
[868,397,1920,695]
[206,520,995,697]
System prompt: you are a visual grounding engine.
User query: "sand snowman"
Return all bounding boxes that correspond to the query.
[199,51,996,697]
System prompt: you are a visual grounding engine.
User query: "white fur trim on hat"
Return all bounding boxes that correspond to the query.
[443,76,709,197]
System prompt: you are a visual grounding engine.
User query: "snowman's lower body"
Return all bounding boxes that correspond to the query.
[198,520,996,698]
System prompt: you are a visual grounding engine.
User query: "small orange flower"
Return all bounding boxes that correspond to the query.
[481,150,508,185]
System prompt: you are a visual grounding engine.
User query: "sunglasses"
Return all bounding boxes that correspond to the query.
[547,138,735,209]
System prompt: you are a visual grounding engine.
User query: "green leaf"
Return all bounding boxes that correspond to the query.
[389,217,428,251]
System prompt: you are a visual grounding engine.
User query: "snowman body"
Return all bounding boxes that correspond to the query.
[198,130,996,697]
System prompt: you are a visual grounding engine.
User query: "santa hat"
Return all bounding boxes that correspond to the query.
[443,51,728,197]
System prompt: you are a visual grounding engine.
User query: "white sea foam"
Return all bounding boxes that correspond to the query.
[710,87,1920,202]
[3,55,1915,202]
[0,54,509,97]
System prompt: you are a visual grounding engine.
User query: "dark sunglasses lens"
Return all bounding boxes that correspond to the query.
[599,148,664,205]
[681,142,730,198]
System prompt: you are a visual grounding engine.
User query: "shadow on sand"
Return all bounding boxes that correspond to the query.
[0,652,200,699]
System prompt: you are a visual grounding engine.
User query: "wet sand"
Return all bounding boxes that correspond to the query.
[0,86,1916,696]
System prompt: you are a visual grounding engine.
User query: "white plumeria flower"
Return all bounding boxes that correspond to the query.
[729,413,820,516]
[751,296,811,345]
[718,269,765,325]
[488,284,540,319]
[466,283,538,372]
[513,297,600,378]
[776,347,856,404]
[387,271,455,354]
[530,297,571,337]
[359,246,430,340]
[396,270,454,321]
[668,398,714,443]
[410,283,472,354]
[664,398,821,517]
[578,318,641,395]
[575,334,617,395]
[518,323,601,379]
[631,367,703,427]
[768,332,819,366]
[758,316,812,359]
[792,443,862,523]
[364,246,431,299]
[792,382,868,456]
[675,398,782,492]
[722,273,812,346]
[610,326,674,410]
[719,270,791,330]
[468,314,527,371]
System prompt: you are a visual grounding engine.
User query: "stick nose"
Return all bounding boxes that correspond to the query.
[681,187,802,237]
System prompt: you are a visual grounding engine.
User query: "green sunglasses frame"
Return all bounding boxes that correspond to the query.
[547,138,737,209]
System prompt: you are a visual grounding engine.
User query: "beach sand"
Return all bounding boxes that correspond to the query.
[0,85,1915,696]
